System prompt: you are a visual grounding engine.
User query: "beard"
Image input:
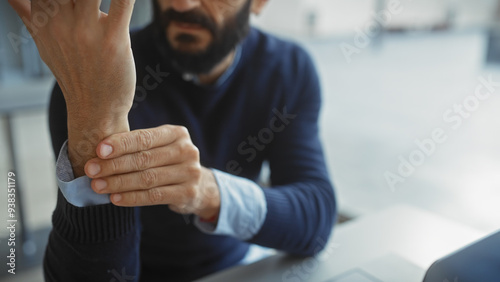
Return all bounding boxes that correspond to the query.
[152,0,252,74]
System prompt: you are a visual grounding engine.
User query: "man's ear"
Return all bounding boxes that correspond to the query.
[251,0,268,16]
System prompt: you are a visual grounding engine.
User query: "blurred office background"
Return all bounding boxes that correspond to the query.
[1,0,500,281]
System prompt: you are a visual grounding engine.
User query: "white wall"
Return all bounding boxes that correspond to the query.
[252,0,498,37]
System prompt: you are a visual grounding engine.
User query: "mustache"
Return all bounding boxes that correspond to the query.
[160,9,217,36]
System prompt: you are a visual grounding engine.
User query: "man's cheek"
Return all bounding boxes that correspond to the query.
[156,0,169,11]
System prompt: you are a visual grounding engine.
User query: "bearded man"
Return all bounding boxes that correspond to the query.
[8,0,337,281]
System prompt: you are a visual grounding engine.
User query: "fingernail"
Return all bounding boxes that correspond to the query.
[87,163,101,177]
[112,194,122,203]
[94,179,107,191]
[100,144,113,158]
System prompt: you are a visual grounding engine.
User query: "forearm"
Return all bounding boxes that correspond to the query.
[194,170,336,255]
[44,191,140,282]
[194,169,267,240]
[45,140,140,281]
[248,180,337,256]
[9,0,136,178]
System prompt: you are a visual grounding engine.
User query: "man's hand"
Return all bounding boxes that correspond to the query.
[8,0,137,176]
[84,125,221,220]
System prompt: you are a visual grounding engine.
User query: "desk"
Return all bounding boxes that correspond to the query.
[199,205,486,282]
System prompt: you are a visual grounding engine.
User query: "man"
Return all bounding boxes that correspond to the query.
[9,0,337,281]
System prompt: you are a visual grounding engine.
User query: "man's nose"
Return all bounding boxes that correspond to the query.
[171,0,201,13]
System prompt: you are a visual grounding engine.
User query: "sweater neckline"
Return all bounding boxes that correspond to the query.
[180,45,242,89]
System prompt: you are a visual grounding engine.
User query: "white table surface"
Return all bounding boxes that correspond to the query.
[199,205,487,282]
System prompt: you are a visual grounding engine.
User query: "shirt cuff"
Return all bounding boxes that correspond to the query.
[194,169,267,241]
[56,140,111,207]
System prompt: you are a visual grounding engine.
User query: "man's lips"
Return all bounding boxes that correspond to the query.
[171,21,205,31]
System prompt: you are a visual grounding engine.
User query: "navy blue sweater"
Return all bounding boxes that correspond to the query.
[44,24,337,281]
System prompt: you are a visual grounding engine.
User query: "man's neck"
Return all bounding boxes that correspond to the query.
[197,50,236,85]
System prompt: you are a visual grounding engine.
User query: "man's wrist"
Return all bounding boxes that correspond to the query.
[67,114,130,177]
[196,168,221,221]
[193,169,267,240]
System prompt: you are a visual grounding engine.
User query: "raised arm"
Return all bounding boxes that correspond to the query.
[9,0,135,175]
[8,0,141,280]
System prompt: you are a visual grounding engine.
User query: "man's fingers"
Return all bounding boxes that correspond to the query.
[90,164,190,194]
[107,0,135,31]
[74,0,102,21]
[110,185,185,207]
[8,0,31,21]
[97,125,188,159]
[31,0,73,18]
[85,144,185,178]
[10,0,74,35]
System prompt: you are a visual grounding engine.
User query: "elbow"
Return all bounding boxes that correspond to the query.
[293,181,338,257]
[293,234,334,257]
[289,222,336,257]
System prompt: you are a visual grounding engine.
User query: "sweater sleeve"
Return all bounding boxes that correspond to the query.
[44,83,142,281]
[247,47,337,256]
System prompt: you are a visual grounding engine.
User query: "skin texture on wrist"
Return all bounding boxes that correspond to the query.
[68,115,130,178]
[196,168,221,221]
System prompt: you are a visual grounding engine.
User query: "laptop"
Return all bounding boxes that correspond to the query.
[423,230,500,282]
